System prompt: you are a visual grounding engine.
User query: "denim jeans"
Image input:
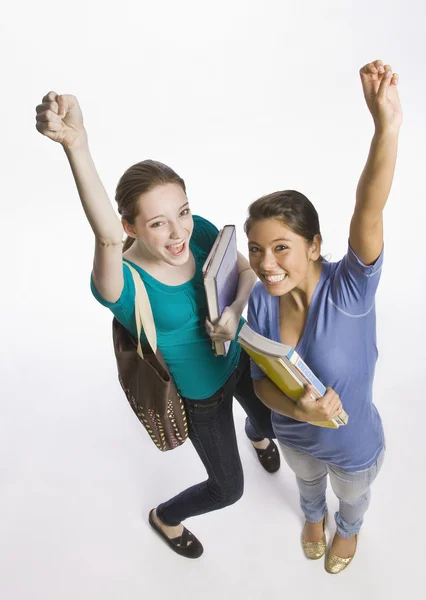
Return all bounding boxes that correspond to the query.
[278,442,385,538]
[156,350,274,526]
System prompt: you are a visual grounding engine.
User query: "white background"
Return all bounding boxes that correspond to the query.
[1,1,425,598]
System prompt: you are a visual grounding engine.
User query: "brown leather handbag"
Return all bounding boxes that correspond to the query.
[112,262,188,451]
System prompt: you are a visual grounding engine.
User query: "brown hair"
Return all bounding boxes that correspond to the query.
[115,159,187,252]
[244,190,322,245]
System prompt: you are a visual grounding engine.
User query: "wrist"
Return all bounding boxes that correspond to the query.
[293,404,309,422]
[230,300,244,319]
[63,130,89,155]
[373,124,401,139]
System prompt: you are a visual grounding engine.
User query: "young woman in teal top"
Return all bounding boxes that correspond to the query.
[35,93,279,559]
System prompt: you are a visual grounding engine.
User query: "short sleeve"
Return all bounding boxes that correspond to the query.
[90,262,137,337]
[247,288,268,381]
[191,215,220,254]
[330,243,384,316]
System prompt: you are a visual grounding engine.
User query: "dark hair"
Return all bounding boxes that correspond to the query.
[115,159,187,252]
[244,190,322,245]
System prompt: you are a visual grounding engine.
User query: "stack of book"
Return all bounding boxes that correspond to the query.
[238,323,348,429]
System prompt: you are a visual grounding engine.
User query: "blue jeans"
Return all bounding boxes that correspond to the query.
[279,443,385,538]
[156,350,274,526]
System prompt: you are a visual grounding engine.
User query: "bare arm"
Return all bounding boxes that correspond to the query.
[64,142,124,302]
[254,378,301,419]
[230,252,257,316]
[253,379,343,423]
[349,60,402,265]
[36,92,124,302]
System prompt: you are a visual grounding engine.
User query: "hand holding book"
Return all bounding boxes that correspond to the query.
[202,225,239,356]
[238,323,348,429]
[205,305,241,344]
[295,385,343,424]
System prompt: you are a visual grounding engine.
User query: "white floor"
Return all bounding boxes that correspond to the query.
[1,303,425,600]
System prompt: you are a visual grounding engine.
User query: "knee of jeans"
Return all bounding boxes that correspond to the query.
[334,488,370,506]
[209,477,244,508]
[297,470,327,487]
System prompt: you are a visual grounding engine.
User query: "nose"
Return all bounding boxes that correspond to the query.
[170,220,184,240]
[260,251,277,272]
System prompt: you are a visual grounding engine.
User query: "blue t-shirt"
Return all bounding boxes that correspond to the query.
[248,244,385,471]
[91,215,243,400]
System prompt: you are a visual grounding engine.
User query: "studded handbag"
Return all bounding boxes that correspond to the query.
[112,262,188,451]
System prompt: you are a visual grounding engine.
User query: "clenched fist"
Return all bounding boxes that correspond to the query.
[35,91,86,149]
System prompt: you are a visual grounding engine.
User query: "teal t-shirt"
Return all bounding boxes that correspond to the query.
[91,215,243,399]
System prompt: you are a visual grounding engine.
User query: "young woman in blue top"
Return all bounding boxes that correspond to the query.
[245,59,402,574]
[35,93,280,559]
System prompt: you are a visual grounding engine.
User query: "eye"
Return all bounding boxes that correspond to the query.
[150,221,165,228]
[275,245,288,252]
[248,246,261,254]
[180,208,191,217]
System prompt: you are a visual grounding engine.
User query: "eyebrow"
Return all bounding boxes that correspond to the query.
[248,238,292,244]
[146,202,189,224]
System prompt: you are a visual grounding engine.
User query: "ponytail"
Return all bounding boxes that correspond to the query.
[122,236,135,253]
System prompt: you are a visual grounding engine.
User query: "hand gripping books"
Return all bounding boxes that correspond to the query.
[238,323,349,429]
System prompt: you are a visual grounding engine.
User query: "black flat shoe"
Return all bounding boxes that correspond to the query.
[148,510,204,559]
[252,439,281,473]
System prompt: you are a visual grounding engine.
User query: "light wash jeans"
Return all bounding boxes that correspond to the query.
[279,443,385,538]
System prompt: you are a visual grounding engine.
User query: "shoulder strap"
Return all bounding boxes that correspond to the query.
[123,262,157,357]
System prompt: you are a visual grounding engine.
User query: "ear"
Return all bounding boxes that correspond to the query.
[308,234,322,261]
[122,218,137,239]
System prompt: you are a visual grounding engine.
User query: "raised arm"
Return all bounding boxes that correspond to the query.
[349,60,403,265]
[36,92,124,302]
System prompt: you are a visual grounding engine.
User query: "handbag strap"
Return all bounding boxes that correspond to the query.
[123,261,157,358]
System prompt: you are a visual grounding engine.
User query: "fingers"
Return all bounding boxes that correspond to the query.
[36,93,62,133]
[57,94,69,117]
[216,307,231,330]
[36,109,62,124]
[374,60,385,74]
[360,59,392,82]
[305,386,342,420]
[205,318,225,340]
[42,90,59,104]
[391,72,399,86]
[360,62,378,76]
[36,101,59,115]
[322,387,342,417]
[377,65,393,100]
[360,61,383,79]
[35,98,63,137]
[360,59,399,84]
[35,120,61,134]
[38,92,73,119]
[301,384,316,402]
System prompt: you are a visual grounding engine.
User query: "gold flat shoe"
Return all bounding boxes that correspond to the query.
[325,533,358,574]
[301,513,327,560]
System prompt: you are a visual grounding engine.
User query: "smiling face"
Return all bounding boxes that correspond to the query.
[247,218,321,296]
[123,183,194,267]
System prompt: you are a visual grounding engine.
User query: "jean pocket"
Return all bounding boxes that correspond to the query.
[186,391,225,415]
[191,399,220,411]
